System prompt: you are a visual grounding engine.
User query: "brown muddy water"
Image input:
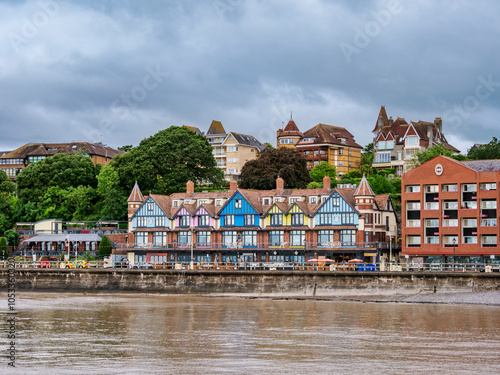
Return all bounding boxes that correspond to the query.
[2,293,500,374]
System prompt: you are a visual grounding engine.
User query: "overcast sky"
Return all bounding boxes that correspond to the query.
[1,0,499,153]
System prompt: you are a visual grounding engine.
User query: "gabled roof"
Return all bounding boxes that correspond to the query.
[279,120,303,137]
[183,125,201,135]
[374,194,391,211]
[207,120,226,135]
[297,124,362,149]
[127,181,144,202]
[149,194,172,217]
[372,106,390,132]
[0,142,124,160]
[195,203,216,218]
[262,201,287,217]
[354,175,375,197]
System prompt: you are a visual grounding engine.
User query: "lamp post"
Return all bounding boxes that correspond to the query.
[190,225,194,270]
[452,237,456,272]
[66,234,70,261]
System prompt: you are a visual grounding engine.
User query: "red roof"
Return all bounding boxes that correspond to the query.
[127,181,144,202]
[279,120,303,137]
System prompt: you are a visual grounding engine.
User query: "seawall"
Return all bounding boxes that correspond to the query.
[2,269,500,296]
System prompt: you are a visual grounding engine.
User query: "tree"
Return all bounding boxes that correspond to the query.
[310,161,336,183]
[306,181,322,189]
[240,148,311,190]
[96,165,127,220]
[16,153,98,207]
[112,126,224,195]
[0,170,17,235]
[468,137,500,160]
[0,169,15,194]
[4,229,19,249]
[98,236,113,258]
[118,145,133,152]
[0,237,7,259]
[413,144,455,165]
[264,142,275,150]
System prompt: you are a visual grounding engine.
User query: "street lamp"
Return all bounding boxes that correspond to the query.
[190,225,194,270]
[452,237,456,272]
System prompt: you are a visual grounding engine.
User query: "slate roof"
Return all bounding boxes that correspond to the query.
[372,105,390,132]
[230,132,266,151]
[459,159,500,172]
[297,124,362,149]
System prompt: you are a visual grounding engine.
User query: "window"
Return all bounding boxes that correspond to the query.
[462,218,477,227]
[318,230,334,246]
[135,232,148,247]
[425,185,438,193]
[280,139,294,144]
[462,184,477,192]
[425,219,439,227]
[385,140,394,149]
[303,138,315,142]
[463,201,477,209]
[177,231,192,245]
[290,230,305,246]
[28,156,45,163]
[443,219,458,227]
[318,213,332,225]
[0,158,23,165]
[270,214,282,226]
[173,201,179,208]
[222,231,237,246]
[235,199,242,209]
[227,158,239,163]
[407,201,421,210]
[339,161,343,166]
[242,231,257,246]
[332,197,340,206]
[147,202,154,211]
[216,200,222,206]
[155,216,165,227]
[377,141,386,150]
[153,232,167,246]
[442,184,458,192]
[407,219,421,227]
[268,231,284,246]
[481,219,497,227]
[341,213,355,224]
[227,146,239,152]
[338,148,344,155]
[444,201,458,209]
[425,202,439,210]
[263,198,271,205]
[405,136,419,146]
[480,183,496,191]
[405,148,419,159]
[244,215,254,226]
[374,152,391,163]
[137,216,147,227]
[481,200,497,209]
[225,215,234,226]
[406,185,420,193]
[482,235,497,247]
[340,230,356,246]
[310,197,317,204]
[196,231,211,246]
[198,215,210,227]
[291,214,303,226]
[349,150,353,156]
[179,216,190,227]
[407,235,421,247]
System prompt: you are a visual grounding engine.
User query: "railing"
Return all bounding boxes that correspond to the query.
[2,260,496,273]
[125,241,399,251]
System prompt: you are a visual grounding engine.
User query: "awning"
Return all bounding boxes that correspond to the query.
[23,234,102,243]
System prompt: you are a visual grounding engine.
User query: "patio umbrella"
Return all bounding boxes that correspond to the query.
[348,258,364,263]
[308,258,335,262]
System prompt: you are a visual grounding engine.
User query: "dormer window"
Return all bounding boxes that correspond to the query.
[263,198,270,205]
[310,197,317,204]
[173,201,179,208]
[216,200,222,206]
[405,136,419,146]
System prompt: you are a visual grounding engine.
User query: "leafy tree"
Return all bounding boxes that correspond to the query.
[310,161,336,183]
[264,142,275,149]
[98,236,113,258]
[97,165,128,220]
[118,145,133,152]
[0,169,15,193]
[16,153,98,208]
[306,181,322,189]
[467,137,500,160]
[112,126,224,195]
[240,148,311,190]
[0,237,7,259]
[4,229,19,248]
[413,144,464,166]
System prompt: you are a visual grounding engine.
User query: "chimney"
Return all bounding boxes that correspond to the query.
[323,176,331,194]
[186,180,194,196]
[276,177,284,195]
[229,178,238,194]
[427,124,434,147]
[389,116,393,126]
[434,117,442,134]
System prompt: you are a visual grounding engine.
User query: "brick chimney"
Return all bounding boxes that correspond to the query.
[323,176,331,193]
[276,176,284,195]
[229,178,238,194]
[434,117,442,134]
[186,180,194,196]
[427,124,434,147]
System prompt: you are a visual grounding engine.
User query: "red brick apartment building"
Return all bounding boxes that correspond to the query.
[402,155,500,264]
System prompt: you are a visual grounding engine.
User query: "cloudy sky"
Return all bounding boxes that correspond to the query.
[1,0,499,153]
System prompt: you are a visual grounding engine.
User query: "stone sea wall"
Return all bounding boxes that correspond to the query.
[1,269,500,296]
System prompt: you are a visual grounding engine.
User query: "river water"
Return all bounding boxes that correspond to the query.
[2,293,500,374]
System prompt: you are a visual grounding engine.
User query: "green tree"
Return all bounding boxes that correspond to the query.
[0,169,16,193]
[264,142,275,150]
[0,170,18,235]
[16,153,98,208]
[4,229,19,248]
[112,126,224,195]
[96,165,127,220]
[306,181,322,189]
[0,237,7,259]
[98,235,113,258]
[467,137,500,160]
[240,148,311,190]
[413,144,461,166]
[118,145,133,152]
[310,161,336,183]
